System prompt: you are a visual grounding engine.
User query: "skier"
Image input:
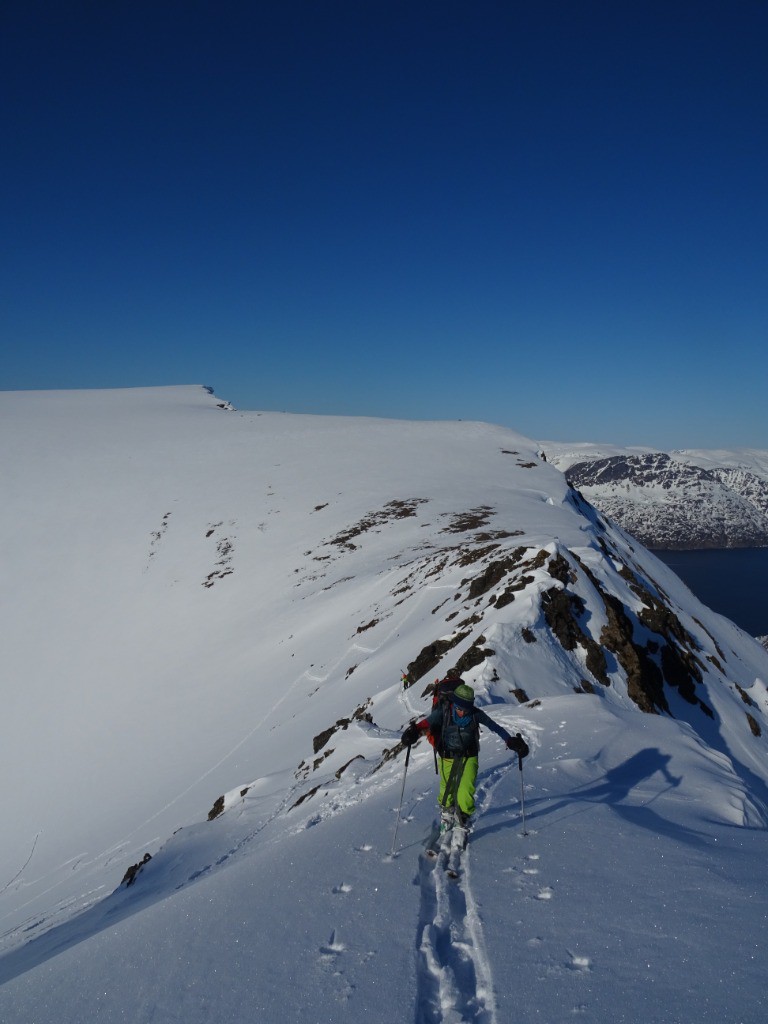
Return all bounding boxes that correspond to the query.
[401,682,529,846]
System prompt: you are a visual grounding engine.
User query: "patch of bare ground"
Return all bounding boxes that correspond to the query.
[441,506,495,533]
[325,498,429,553]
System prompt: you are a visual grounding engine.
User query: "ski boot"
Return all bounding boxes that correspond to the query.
[451,811,473,851]
[439,808,455,835]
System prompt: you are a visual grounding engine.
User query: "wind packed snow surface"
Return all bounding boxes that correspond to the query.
[1,386,767,1024]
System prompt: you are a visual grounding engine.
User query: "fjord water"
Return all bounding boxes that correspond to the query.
[654,548,768,637]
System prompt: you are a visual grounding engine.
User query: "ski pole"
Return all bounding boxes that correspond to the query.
[390,743,411,856]
[518,754,528,836]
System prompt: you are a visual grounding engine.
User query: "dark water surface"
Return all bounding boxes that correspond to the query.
[653,548,768,638]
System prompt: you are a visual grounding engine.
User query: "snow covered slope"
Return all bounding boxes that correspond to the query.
[1,387,767,1024]
[543,442,768,549]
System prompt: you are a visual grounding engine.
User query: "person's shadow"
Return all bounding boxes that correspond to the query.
[475,748,711,847]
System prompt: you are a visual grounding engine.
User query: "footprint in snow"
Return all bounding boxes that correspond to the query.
[567,952,591,973]
[536,887,554,901]
[355,843,373,853]
[334,978,355,1003]
[332,883,352,894]
[320,930,346,956]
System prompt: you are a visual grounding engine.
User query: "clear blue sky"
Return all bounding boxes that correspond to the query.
[2,1,766,448]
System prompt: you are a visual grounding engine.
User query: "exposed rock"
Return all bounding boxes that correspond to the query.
[452,636,495,675]
[456,543,503,567]
[494,575,534,609]
[326,498,429,552]
[335,754,365,779]
[548,552,576,585]
[122,852,152,887]
[598,584,667,713]
[312,699,373,753]
[541,586,609,687]
[441,507,495,533]
[465,547,528,599]
[312,725,338,755]
[207,796,225,821]
[369,742,405,774]
[290,784,321,809]
[576,556,714,717]
[735,684,755,707]
[403,633,470,686]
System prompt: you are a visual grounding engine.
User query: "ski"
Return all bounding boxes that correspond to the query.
[424,823,467,879]
[445,850,461,879]
[424,821,441,858]
[445,826,467,879]
[425,835,450,861]
[424,815,470,878]
[424,821,451,862]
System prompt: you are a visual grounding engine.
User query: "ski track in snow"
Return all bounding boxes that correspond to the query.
[414,765,509,1024]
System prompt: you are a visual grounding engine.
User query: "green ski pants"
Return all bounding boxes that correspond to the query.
[438,755,479,816]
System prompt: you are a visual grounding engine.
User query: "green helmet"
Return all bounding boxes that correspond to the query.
[453,683,475,705]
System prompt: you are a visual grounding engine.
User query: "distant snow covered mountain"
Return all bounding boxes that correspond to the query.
[542,442,768,549]
[1,387,768,1024]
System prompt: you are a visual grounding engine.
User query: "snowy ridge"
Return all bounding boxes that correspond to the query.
[543,441,768,549]
[1,387,768,1023]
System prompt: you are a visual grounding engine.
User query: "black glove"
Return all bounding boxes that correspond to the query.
[507,733,529,758]
[401,723,420,747]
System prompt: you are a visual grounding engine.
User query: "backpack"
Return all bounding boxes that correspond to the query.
[430,676,463,712]
[428,677,480,757]
[422,677,460,750]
